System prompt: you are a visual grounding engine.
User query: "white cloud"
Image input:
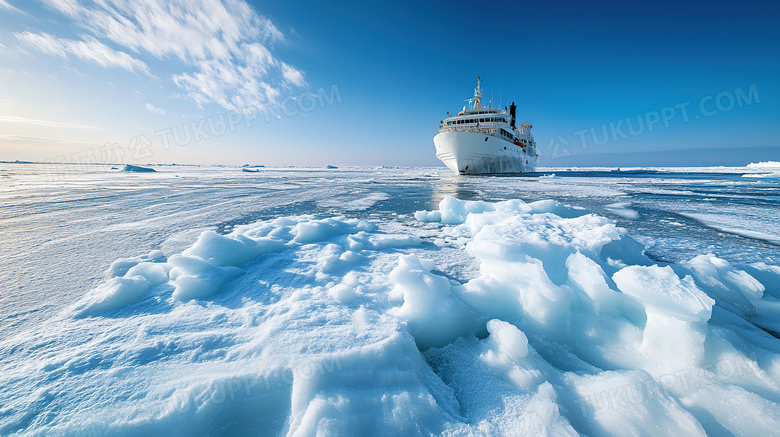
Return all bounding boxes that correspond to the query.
[69,37,152,75]
[281,62,305,87]
[172,57,283,110]
[0,0,19,12]
[15,32,150,75]
[37,0,306,111]
[145,103,164,114]
[41,0,80,17]
[15,32,66,57]
[0,114,102,130]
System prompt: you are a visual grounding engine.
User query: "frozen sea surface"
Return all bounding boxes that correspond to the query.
[1,163,779,436]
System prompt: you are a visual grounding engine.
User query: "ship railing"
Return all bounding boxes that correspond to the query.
[438,126,497,135]
[439,126,521,144]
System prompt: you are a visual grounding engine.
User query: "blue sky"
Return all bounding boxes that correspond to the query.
[0,0,778,167]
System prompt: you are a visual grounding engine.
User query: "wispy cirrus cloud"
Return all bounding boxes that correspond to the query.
[15,31,151,75]
[145,103,164,114]
[0,114,102,130]
[0,134,103,145]
[34,0,306,111]
[0,0,18,11]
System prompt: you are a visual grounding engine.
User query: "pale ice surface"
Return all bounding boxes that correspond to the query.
[1,163,780,436]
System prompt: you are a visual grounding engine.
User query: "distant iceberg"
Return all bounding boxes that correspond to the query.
[325,165,338,169]
[747,161,780,169]
[745,161,780,179]
[122,164,156,172]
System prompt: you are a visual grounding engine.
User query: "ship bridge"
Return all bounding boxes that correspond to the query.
[439,78,534,149]
[439,77,534,146]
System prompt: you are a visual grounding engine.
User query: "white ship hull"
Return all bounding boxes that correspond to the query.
[434,131,536,175]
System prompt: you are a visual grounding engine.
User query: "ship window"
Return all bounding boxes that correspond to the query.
[479,118,485,123]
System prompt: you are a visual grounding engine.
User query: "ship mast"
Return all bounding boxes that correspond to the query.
[473,76,482,110]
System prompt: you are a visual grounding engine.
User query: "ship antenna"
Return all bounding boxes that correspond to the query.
[474,76,483,110]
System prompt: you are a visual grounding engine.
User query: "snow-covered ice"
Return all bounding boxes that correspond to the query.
[1,163,779,436]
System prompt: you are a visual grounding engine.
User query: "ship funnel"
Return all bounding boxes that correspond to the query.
[509,102,516,128]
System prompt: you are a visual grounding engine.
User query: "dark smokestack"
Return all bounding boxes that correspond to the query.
[509,102,516,128]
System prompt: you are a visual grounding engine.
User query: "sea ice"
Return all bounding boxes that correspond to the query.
[4,192,780,436]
